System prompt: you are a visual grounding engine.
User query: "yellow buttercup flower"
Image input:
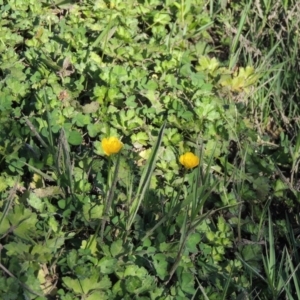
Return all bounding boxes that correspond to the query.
[101,137,123,156]
[179,152,199,169]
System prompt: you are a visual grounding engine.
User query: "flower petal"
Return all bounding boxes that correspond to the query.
[179,152,199,169]
[101,137,123,156]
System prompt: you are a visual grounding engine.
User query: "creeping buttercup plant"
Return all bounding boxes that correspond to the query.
[1,0,300,299]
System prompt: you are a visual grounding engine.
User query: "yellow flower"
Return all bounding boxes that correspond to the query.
[101,137,123,156]
[179,152,199,169]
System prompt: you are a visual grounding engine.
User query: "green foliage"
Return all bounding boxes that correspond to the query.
[1,0,300,299]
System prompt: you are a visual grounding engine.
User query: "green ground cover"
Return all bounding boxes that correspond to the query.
[1,0,300,299]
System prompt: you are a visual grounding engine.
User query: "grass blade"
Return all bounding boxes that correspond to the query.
[126,122,166,231]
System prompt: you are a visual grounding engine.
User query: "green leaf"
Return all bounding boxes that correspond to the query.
[93,141,103,156]
[83,203,104,221]
[124,265,148,277]
[62,277,83,294]
[153,254,168,280]
[217,216,230,233]
[179,272,196,295]
[125,276,142,294]
[67,250,78,269]
[7,205,38,240]
[46,236,65,252]
[186,232,201,253]
[0,213,11,235]
[253,177,270,200]
[31,243,52,262]
[274,179,287,197]
[96,275,112,290]
[0,277,19,298]
[131,132,149,146]
[110,239,123,257]
[87,123,103,138]
[241,244,262,262]
[81,235,97,256]
[4,241,30,256]
[197,56,219,74]
[74,113,91,127]
[80,273,104,294]
[98,257,117,274]
[93,86,108,104]
[23,268,44,299]
[68,130,83,145]
[58,199,66,209]
[86,291,109,300]
[27,193,45,212]
[153,12,171,25]
[138,275,155,294]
